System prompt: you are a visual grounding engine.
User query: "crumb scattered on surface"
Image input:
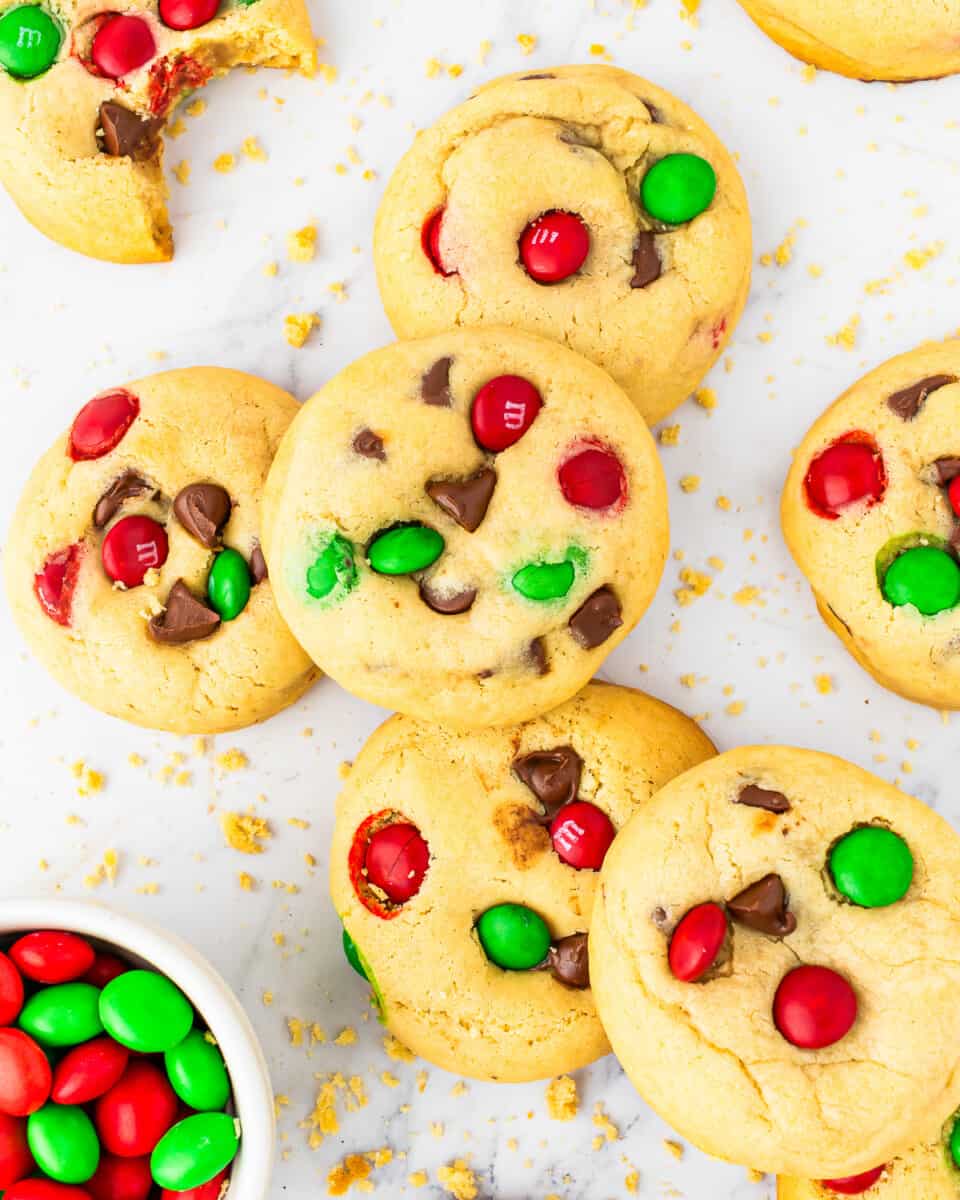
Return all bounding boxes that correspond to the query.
[285,313,320,348]
[437,1160,478,1200]
[220,812,271,855]
[545,1075,579,1121]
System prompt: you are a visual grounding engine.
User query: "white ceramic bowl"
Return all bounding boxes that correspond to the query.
[0,897,275,1200]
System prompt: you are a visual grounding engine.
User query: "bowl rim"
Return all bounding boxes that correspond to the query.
[0,896,275,1200]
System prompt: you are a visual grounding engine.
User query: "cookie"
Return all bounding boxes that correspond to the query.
[261,328,669,729]
[373,65,751,426]
[779,1112,960,1197]
[0,0,315,262]
[736,0,960,81]
[330,682,715,1083]
[782,342,960,709]
[589,746,960,1178]
[4,367,317,732]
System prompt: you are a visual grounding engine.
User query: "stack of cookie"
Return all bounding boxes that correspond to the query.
[7,42,960,1200]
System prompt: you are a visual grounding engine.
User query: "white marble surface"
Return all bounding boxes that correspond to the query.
[3,0,960,1196]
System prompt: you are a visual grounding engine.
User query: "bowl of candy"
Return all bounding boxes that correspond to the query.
[0,898,275,1200]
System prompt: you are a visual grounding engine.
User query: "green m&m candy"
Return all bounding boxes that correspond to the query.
[164,1029,230,1112]
[476,903,551,971]
[881,545,960,616]
[19,983,103,1047]
[27,1103,99,1183]
[829,825,913,908]
[100,969,193,1053]
[368,524,444,575]
[641,153,717,225]
[512,559,575,602]
[950,1114,960,1168]
[151,1112,240,1191]
[306,532,358,600]
[0,6,61,79]
[342,927,367,979]
[207,548,251,621]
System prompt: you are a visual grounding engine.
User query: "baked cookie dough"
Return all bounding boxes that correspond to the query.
[373,65,751,426]
[330,682,715,1082]
[5,367,317,732]
[262,328,669,729]
[0,0,314,262]
[736,0,960,81]
[782,341,960,709]
[779,1110,960,1197]
[590,746,960,1179]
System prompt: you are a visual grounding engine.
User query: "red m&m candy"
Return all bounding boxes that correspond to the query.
[90,15,156,79]
[0,951,25,1026]
[805,437,885,519]
[820,1167,885,1195]
[773,965,857,1049]
[86,1154,152,1200]
[95,1060,177,1157]
[947,475,960,520]
[0,1029,52,1117]
[10,932,95,985]
[549,801,615,870]
[558,445,627,511]
[364,823,430,904]
[159,0,218,30]
[34,545,82,627]
[0,1112,33,1189]
[82,954,128,990]
[160,1167,228,1200]
[52,1037,130,1106]
[101,515,168,588]
[69,391,139,462]
[421,209,455,277]
[471,376,543,452]
[519,211,590,284]
[668,902,727,983]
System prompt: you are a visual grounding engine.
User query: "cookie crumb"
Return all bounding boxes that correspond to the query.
[437,1160,478,1200]
[694,387,717,411]
[284,313,320,348]
[220,812,271,854]
[516,33,537,55]
[213,153,236,174]
[287,223,318,262]
[664,1138,684,1160]
[545,1075,579,1121]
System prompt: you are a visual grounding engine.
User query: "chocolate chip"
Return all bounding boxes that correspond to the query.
[644,101,664,124]
[728,874,796,937]
[512,746,582,816]
[250,545,268,585]
[568,587,622,649]
[419,581,476,614]
[173,483,231,549]
[735,783,791,813]
[353,428,386,461]
[92,471,153,528]
[421,357,453,407]
[546,933,590,988]
[98,101,162,160]
[630,232,662,288]
[527,637,549,676]
[148,580,220,645]
[886,374,956,421]
[426,469,496,532]
[934,457,960,485]
[519,72,555,80]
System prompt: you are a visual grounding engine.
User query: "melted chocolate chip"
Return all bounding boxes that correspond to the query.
[250,545,268,585]
[631,232,662,289]
[426,469,496,532]
[735,784,791,813]
[353,428,386,461]
[728,874,796,937]
[98,101,162,160]
[568,587,622,649]
[546,933,590,988]
[643,101,664,124]
[92,471,153,528]
[418,581,477,614]
[935,457,960,485]
[886,374,956,421]
[519,72,556,80]
[148,580,221,645]
[421,357,453,407]
[173,483,231,549]
[527,637,549,676]
[512,746,582,816]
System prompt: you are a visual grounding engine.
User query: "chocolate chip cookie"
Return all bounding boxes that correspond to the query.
[782,341,960,709]
[331,682,715,1082]
[590,746,960,1178]
[262,328,669,729]
[5,367,317,732]
[374,65,752,425]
